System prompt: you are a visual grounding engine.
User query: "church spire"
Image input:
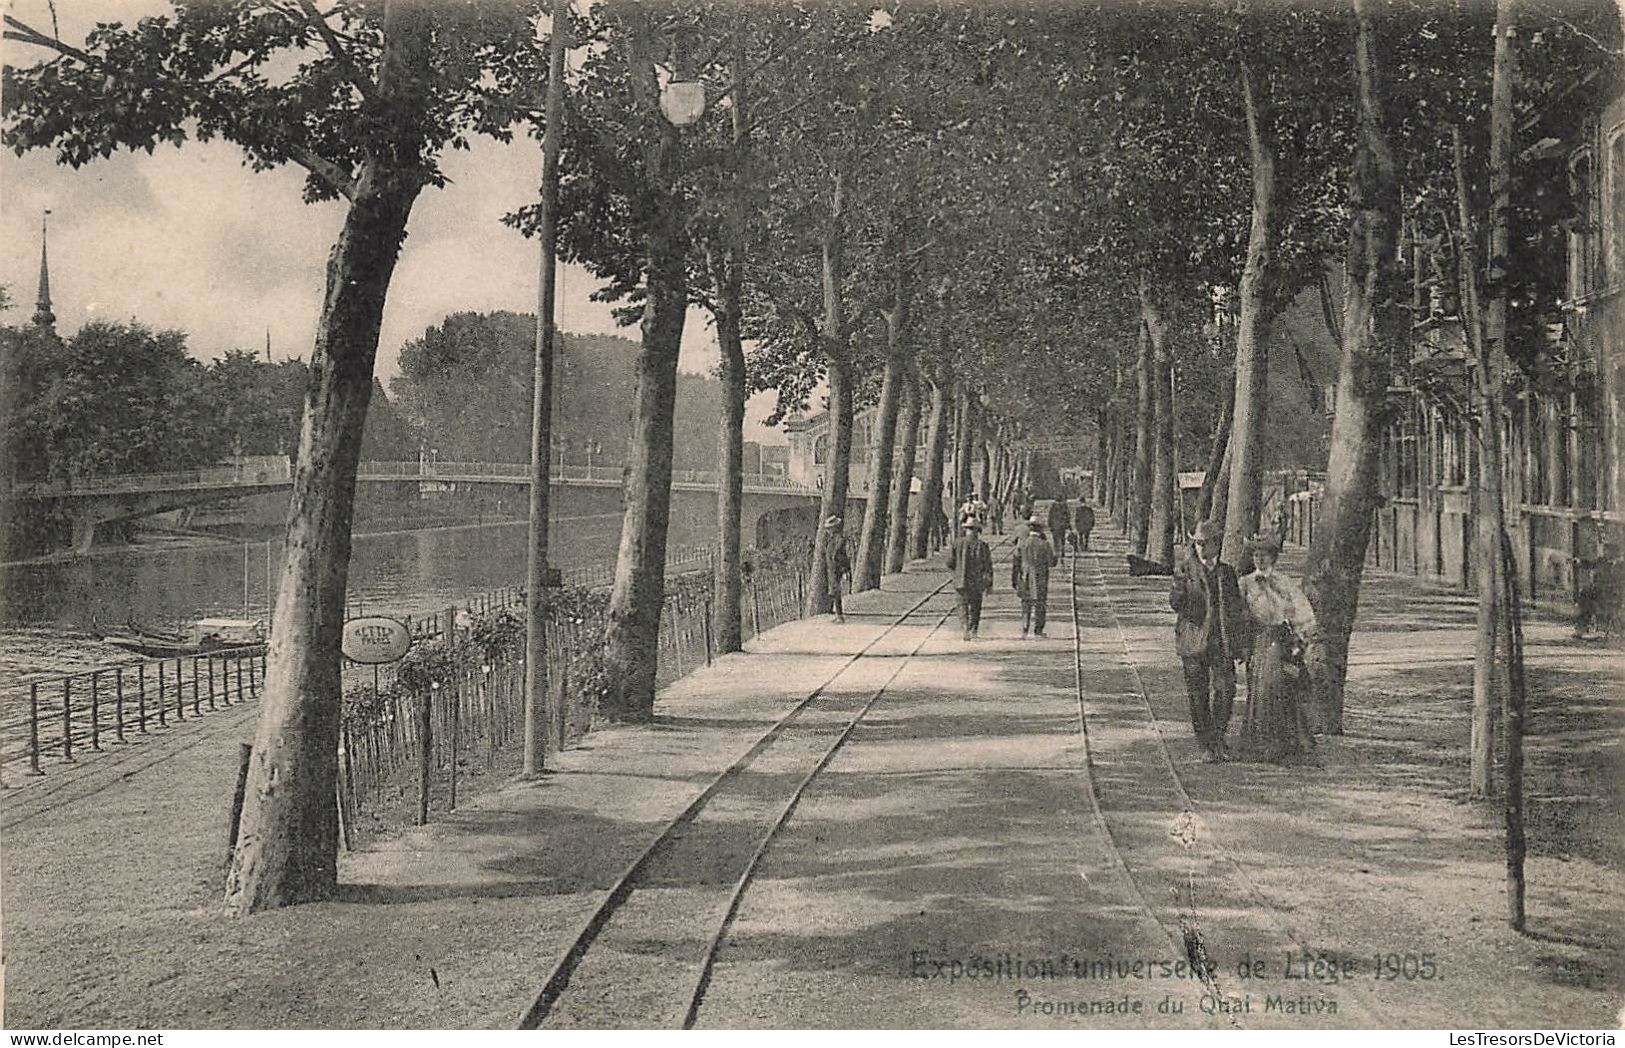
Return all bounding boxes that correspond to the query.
[32,209,56,334]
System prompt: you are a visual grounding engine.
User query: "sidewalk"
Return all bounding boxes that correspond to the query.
[2,526,1618,1028]
[0,550,977,1028]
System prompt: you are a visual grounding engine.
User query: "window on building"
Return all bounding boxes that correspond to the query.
[1436,411,1449,487]
[1609,128,1625,282]
[1576,385,1601,510]
[1397,408,1419,499]
[814,434,827,465]
[1449,416,1468,487]
[1528,394,1549,504]
[1569,149,1599,299]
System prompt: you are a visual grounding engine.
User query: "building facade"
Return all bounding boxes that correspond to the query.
[1350,80,1625,609]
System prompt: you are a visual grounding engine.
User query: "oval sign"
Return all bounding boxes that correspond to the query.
[342,616,412,665]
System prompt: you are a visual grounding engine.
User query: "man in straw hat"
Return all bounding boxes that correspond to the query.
[1170,519,1250,762]
[1013,514,1058,637]
[947,517,994,639]
[821,515,852,624]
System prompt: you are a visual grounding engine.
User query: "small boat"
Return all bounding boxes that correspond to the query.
[94,616,266,658]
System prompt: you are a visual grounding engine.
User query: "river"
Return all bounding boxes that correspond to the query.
[0,506,720,685]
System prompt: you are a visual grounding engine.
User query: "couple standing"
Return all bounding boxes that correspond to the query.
[1171,520,1318,764]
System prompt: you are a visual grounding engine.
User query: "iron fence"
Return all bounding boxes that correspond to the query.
[337,561,807,823]
[0,646,266,781]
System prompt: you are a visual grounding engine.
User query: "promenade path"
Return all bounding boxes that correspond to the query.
[2,518,1619,1029]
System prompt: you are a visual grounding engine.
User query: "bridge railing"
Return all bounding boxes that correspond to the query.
[19,460,815,497]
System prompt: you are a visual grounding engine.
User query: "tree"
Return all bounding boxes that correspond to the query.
[1301,0,1404,735]
[5,0,545,911]
[35,321,221,479]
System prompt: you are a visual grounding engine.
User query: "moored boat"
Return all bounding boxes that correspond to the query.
[94,617,266,658]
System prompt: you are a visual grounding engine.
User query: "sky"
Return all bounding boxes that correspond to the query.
[0,0,793,445]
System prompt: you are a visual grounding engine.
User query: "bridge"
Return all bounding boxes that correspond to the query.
[15,460,828,553]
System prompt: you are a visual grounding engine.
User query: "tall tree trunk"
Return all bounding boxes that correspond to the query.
[1142,279,1177,566]
[955,385,975,504]
[714,255,746,653]
[885,363,921,573]
[225,4,431,915]
[1301,0,1401,735]
[522,0,569,777]
[1487,0,1524,929]
[805,172,852,617]
[601,14,691,721]
[1197,384,1235,523]
[911,374,948,558]
[1209,435,1236,532]
[1096,421,1110,505]
[1222,49,1279,571]
[855,270,909,591]
[977,432,993,497]
[1132,318,1154,555]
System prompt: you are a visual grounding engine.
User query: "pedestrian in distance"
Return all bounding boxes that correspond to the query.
[1072,502,1096,552]
[948,519,994,639]
[1170,519,1250,762]
[1047,497,1072,558]
[1573,540,1622,640]
[989,494,1005,535]
[1013,515,1058,637]
[821,515,851,624]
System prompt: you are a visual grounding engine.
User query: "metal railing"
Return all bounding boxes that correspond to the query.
[20,461,815,497]
[0,647,266,781]
[1,550,800,786]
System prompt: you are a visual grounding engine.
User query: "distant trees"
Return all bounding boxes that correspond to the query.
[21,322,218,479]
[390,312,730,470]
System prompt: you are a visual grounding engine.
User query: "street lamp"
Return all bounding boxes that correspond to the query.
[660,77,705,127]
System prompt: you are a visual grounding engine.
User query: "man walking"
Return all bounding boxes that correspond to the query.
[1013,515,1057,637]
[821,515,851,624]
[948,518,994,639]
[1072,501,1096,552]
[1170,520,1249,761]
[1047,497,1072,558]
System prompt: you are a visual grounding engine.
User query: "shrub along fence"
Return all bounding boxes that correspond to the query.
[335,555,808,835]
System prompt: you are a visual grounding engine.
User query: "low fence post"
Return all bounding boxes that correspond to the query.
[669,602,685,679]
[192,658,202,716]
[172,659,184,722]
[138,662,149,733]
[61,678,74,761]
[207,656,218,710]
[418,686,433,826]
[115,667,126,743]
[28,683,42,775]
[702,596,714,665]
[89,672,102,751]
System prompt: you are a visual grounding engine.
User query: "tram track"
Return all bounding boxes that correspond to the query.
[518,540,1015,1030]
[1072,533,1389,1026]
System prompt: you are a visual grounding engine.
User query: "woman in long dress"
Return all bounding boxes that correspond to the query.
[1239,532,1318,763]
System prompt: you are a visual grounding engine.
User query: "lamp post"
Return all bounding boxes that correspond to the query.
[523,0,571,778]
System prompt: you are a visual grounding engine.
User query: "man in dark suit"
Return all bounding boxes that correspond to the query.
[1170,519,1250,761]
[1046,498,1072,557]
[1072,502,1096,552]
[947,519,994,639]
[1013,516,1057,637]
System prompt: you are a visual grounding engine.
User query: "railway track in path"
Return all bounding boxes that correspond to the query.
[519,540,1015,1030]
